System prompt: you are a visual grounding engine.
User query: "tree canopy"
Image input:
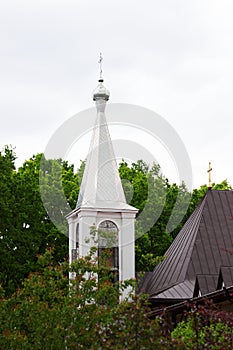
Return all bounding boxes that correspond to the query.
[1,247,232,349]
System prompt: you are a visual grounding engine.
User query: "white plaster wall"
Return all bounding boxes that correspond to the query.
[68,208,136,299]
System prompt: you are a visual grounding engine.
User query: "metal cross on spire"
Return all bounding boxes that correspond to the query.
[207,162,213,189]
[98,52,104,82]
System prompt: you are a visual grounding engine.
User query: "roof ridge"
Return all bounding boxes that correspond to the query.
[144,193,208,295]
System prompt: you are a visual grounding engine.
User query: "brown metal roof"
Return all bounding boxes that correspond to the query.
[149,285,233,318]
[139,190,233,302]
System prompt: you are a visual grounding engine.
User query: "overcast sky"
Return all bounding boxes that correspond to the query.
[1,0,233,189]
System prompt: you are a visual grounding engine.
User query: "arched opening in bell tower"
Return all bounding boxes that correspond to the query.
[98,220,119,284]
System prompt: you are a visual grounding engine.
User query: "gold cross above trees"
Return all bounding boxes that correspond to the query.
[207,162,213,189]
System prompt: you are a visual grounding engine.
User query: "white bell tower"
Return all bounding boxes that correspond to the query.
[66,56,138,295]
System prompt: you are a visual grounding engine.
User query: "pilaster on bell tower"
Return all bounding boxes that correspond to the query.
[66,55,138,295]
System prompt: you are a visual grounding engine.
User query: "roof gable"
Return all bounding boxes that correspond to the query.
[140,190,233,301]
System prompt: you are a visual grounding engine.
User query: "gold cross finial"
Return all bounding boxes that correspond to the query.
[207,162,212,188]
[98,52,103,82]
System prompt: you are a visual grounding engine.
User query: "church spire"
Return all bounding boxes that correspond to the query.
[77,56,133,210]
[67,58,138,297]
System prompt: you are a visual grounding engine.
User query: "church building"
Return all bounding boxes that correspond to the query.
[66,63,138,295]
[66,60,233,311]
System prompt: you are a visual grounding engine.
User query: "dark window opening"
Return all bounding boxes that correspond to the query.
[98,220,119,284]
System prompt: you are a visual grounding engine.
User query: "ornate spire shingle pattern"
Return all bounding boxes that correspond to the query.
[77,81,135,211]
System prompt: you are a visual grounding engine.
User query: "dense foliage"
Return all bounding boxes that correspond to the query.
[0,248,168,349]
[0,248,232,349]
[171,300,233,349]
[0,148,75,295]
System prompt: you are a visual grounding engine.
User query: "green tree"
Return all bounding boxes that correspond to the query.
[0,247,173,350]
[0,146,17,294]
[119,160,190,271]
[172,305,233,349]
[0,151,80,295]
